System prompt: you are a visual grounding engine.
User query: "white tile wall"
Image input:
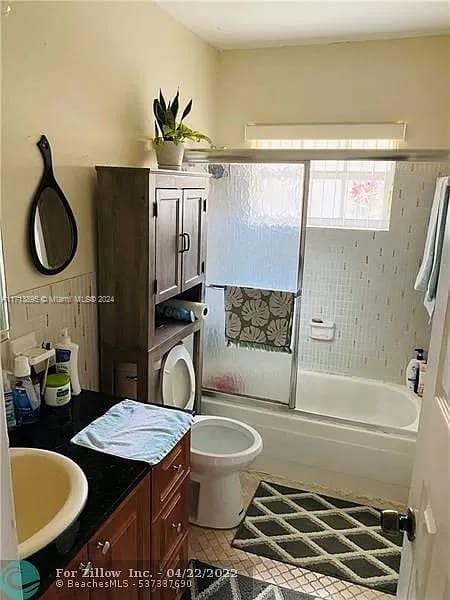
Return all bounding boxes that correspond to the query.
[299,162,450,383]
[2,272,99,391]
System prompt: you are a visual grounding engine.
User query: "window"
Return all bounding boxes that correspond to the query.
[308,160,395,231]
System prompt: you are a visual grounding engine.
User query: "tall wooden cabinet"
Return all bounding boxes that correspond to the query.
[96,168,209,409]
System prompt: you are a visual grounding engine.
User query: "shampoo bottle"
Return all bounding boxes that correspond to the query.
[13,356,40,425]
[416,360,428,397]
[405,348,423,393]
[55,328,81,395]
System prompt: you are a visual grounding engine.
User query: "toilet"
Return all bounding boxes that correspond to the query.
[161,343,263,529]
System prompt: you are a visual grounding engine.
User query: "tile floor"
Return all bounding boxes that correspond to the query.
[189,471,403,600]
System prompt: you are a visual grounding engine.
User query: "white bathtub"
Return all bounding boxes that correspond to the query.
[296,370,420,432]
[202,372,420,504]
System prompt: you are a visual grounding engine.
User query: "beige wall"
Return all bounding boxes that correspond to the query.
[216,35,450,148]
[1,1,217,294]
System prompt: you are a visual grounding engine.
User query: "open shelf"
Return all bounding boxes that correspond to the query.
[151,319,202,353]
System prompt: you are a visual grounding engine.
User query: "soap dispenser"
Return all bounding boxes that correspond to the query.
[55,328,81,395]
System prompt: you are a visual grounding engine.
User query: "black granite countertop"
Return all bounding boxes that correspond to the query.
[8,390,181,596]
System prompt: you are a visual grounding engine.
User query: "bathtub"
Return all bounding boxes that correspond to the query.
[296,370,420,432]
[202,372,420,504]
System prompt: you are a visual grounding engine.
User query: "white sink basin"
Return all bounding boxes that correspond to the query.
[10,448,88,558]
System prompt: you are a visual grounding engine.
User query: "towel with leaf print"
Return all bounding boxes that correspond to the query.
[224,286,294,353]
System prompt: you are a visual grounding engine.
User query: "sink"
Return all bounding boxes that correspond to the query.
[10,448,88,558]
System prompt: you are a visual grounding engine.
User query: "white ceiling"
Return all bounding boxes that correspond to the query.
[156,1,450,49]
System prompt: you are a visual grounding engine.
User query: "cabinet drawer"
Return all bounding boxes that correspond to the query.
[155,534,189,600]
[152,476,189,569]
[152,433,190,518]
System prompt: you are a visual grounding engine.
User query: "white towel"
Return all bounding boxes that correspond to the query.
[71,400,193,464]
[415,176,450,318]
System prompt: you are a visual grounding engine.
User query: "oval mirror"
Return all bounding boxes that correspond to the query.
[29,135,78,275]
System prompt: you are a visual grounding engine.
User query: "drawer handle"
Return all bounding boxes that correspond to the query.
[172,464,183,472]
[172,522,183,534]
[97,540,111,555]
[79,561,93,575]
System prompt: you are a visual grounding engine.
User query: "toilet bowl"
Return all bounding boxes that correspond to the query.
[190,415,262,529]
[161,343,263,529]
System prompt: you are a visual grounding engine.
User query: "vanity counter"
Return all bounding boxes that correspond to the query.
[8,390,189,597]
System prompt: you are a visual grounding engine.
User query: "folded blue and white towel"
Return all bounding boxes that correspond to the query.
[71,399,193,465]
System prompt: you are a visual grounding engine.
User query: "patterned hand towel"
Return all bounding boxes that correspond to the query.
[224,286,294,353]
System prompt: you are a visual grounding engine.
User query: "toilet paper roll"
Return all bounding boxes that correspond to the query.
[163,300,208,321]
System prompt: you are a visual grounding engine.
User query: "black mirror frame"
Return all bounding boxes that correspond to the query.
[29,135,78,276]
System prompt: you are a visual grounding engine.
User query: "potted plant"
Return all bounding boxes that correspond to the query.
[153,90,211,170]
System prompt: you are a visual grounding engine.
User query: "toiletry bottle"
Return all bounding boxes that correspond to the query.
[3,371,16,430]
[406,348,423,393]
[55,328,81,395]
[414,349,426,394]
[13,355,41,425]
[417,361,428,397]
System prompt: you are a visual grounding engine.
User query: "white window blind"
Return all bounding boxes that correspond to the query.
[308,160,395,231]
[246,122,406,150]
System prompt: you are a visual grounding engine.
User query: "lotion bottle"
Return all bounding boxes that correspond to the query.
[405,348,423,393]
[55,328,81,395]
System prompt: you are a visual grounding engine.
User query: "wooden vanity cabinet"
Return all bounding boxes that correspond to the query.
[42,433,190,600]
[41,547,91,600]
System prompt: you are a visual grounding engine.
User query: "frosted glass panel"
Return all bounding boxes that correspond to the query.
[203,287,292,402]
[204,163,304,403]
[207,164,304,292]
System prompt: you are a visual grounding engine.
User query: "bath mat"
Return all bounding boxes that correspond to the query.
[184,560,317,599]
[224,286,294,353]
[232,481,403,596]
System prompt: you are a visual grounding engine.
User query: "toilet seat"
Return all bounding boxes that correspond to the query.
[161,344,195,410]
[191,415,262,461]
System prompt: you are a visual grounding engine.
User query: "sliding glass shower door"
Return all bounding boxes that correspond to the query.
[202,163,306,404]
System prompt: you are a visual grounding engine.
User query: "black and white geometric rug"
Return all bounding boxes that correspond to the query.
[232,481,403,596]
[185,561,317,599]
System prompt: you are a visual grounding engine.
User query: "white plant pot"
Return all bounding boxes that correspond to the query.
[154,141,185,170]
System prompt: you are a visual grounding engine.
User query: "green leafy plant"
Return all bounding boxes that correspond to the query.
[153,90,211,145]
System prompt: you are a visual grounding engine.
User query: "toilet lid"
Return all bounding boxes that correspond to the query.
[161,344,195,410]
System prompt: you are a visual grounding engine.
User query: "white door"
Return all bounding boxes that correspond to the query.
[396,202,450,599]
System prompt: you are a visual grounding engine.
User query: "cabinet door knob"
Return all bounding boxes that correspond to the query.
[97,540,111,555]
[172,522,182,534]
[178,234,185,253]
[79,561,93,575]
[172,463,182,472]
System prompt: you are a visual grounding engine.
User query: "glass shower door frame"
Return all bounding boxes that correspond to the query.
[288,161,310,409]
[201,160,311,409]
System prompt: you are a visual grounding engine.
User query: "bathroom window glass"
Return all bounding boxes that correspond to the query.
[308,160,395,230]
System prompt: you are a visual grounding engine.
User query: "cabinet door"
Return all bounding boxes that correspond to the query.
[89,475,150,600]
[181,189,206,291]
[41,546,90,600]
[155,189,183,303]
